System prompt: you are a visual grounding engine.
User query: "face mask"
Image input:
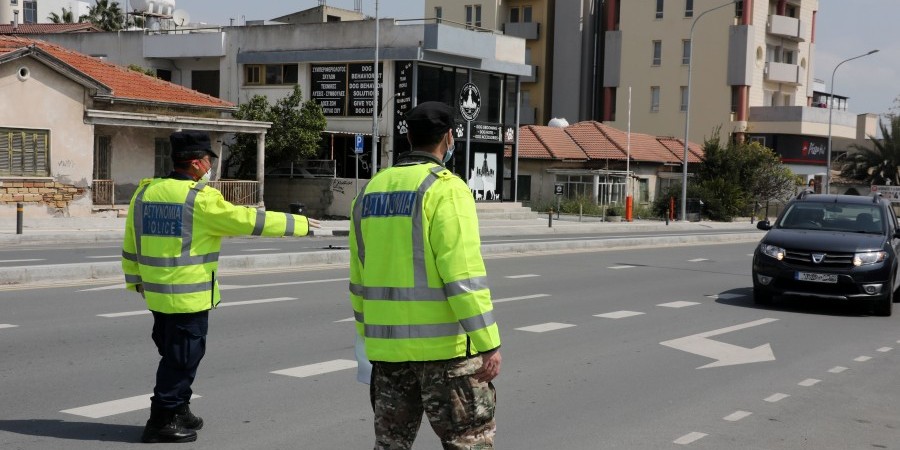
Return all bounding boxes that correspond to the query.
[201,169,211,181]
[443,139,455,164]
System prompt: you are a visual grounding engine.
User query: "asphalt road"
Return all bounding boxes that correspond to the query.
[1,242,899,449]
[0,230,756,267]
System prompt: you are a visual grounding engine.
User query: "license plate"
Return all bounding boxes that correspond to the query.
[795,272,838,283]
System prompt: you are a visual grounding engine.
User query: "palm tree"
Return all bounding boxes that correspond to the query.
[840,115,900,186]
[81,0,125,31]
[47,7,76,24]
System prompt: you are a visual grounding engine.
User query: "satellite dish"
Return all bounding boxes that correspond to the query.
[547,118,569,128]
[172,9,190,26]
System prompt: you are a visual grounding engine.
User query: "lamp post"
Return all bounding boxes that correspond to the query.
[681,0,736,222]
[371,0,380,178]
[825,49,878,194]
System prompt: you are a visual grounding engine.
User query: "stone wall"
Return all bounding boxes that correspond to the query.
[0,179,87,209]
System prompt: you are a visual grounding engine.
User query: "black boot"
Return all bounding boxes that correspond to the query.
[141,407,198,443]
[175,403,204,430]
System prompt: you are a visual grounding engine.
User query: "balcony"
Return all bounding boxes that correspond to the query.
[767,15,806,41]
[747,106,857,139]
[521,65,538,83]
[765,61,804,85]
[503,21,539,40]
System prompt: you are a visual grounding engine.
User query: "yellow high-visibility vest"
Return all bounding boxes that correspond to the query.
[350,161,501,362]
[122,177,310,313]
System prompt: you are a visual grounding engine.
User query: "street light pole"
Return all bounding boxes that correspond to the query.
[825,49,878,194]
[681,0,735,222]
[371,0,380,178]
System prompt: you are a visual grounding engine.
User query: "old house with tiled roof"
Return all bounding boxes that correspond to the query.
[0,36,271,218]
[509,121,702,208]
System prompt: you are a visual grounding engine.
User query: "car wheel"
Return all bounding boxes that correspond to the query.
[753,286,773,305]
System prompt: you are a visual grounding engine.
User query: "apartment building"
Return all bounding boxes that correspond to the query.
[425,0,594,126]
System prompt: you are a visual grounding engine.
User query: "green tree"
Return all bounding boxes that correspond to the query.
[48,7,77,23]
[840,115,900,186]
[226,86,327,179]
[81,0,125,31]
[690,130,796,221]
[127,64,156,77]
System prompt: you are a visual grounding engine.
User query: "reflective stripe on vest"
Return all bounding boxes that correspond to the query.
[132,181,218,268]
[365,310,496,339]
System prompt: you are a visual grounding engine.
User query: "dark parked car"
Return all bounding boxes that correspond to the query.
[752,191,900,316]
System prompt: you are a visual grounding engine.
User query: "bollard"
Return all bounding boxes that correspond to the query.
[548,208,553,227]
[16,202,23,234]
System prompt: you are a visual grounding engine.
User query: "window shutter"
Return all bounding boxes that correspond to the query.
[0,132,10,174]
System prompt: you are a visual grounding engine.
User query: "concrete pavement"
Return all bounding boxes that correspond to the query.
[0,213,764,286]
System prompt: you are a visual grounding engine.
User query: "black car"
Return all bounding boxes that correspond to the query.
[752,191,900,316]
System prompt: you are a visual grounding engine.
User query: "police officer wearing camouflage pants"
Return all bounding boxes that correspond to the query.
[350,102,502,449]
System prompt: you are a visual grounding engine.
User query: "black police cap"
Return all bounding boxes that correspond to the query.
[170,131,217,162]
[405,101,454,137]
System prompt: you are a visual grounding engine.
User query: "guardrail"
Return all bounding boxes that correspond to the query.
[209,180,258,205]
[92,179,115,207]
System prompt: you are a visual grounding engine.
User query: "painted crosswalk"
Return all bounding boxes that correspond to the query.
[493,294,550,304]
[0,324,19,330]
[505,274,540,279]
[594,311,644,319]
[516,322,576,333]
[657,301,699,308]
[61,393,201,419]
[99,297,298,318]
[271,359,357,378]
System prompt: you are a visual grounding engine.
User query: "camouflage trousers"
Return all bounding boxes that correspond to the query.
[370,356,496,450]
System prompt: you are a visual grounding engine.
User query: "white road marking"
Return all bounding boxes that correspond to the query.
[0,324,19,329]
[723,411,752,422]
[673,432,707,445]
[99,297,298,318]
[594,311,644,319]
[658,301,700,308]
[765,393,790,403]
[61,394,200,419]
[688,258,709,262]
[98,310,150,318]
[706,293,744,300]
[608,265,636,270]
[798,378,821,387]
[335,317,355,323]
[660,318,779,369]
[877,347,893,352]
[505,274,540,279]
[84,255,120,259]
[0,259,44,263]
[854,356,872,362]
[515,322,576,333]
[493,294,550,304]
[828,366,848,373]
[79,284,126,292]
[241,248,280,252]
[219,278,348,291]
[271,359,357,378]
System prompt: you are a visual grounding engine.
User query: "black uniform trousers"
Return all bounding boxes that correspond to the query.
[150,310,209,410]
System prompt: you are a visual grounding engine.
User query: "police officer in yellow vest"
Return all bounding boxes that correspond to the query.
[122,131,320,443]
[350,102,502,449]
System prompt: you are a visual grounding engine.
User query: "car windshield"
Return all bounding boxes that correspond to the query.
[778,202,884,233]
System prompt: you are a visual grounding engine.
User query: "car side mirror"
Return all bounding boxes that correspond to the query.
[756,220,772,231]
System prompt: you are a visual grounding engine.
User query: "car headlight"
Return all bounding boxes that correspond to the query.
[760,244,785,261]
[853,251,888,266]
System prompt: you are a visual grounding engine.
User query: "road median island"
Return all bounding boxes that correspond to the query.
[0,232,762,287]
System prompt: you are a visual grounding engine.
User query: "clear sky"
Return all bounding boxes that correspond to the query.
[179,0,899,118]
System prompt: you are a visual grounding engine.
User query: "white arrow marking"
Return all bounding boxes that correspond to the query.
[660,318,778,369]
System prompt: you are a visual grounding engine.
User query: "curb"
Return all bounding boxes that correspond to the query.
[0,232,762,287]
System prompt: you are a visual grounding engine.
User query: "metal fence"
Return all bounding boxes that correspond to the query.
[92,179,115,207]
[209,180,259,205]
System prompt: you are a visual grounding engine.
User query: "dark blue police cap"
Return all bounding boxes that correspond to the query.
[405,101,454,137]
[170,131,217,162]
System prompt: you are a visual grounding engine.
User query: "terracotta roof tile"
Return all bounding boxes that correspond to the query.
[530,126,588,161]
[514,121,704,164]
[0,35,233,109]
[564,122,626,160]
[0,23,102,34]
